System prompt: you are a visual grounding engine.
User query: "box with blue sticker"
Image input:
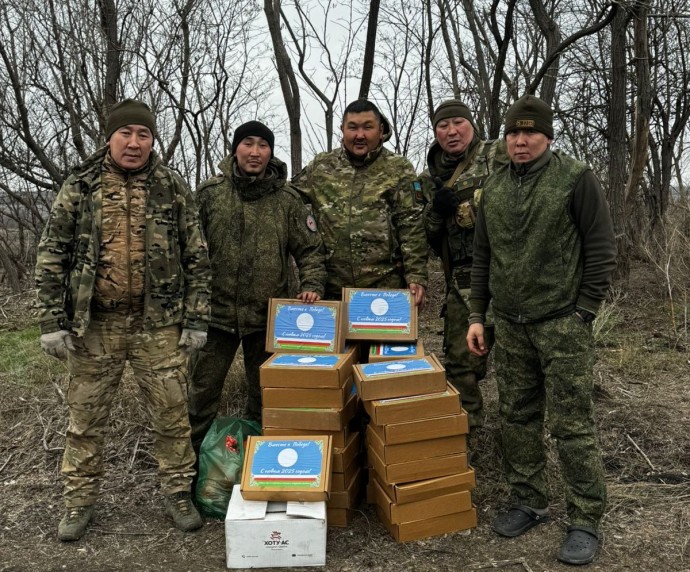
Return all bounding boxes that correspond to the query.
[343,288,417,342]
[368,340,425,363]
[259,345,357,389]
[241,436,333,502]
[266,298,346,353]
[353,354,446,401]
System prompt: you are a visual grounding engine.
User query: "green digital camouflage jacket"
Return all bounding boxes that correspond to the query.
[293,146,428,297]
[195,155,326,337]
[35,146,211,337]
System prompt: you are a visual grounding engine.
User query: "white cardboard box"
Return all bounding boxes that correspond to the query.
[225,485,326,568]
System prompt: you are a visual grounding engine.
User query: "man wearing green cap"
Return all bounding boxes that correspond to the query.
[293,99,427,306]
[467,94,616,565]
[419,98,508,428]
[188,120,326,450]
[35,99,211,541]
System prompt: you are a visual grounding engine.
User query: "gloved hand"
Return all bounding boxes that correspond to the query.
[178,329,207,352]
[432,177,460,215]
[40,330,75,360]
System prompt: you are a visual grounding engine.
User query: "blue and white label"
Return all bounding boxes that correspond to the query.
[360,358,434,378]
[269,354,340,368]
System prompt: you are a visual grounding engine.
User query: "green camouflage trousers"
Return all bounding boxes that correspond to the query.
[63,310,195,507]
[444,285,494,426]
[493,313,607,528]
[188,328,268,452]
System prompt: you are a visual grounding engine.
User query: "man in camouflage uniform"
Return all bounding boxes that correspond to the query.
[293,99,427,306]
[188,121,326,448]
[419,99,507,428]
[467,95,616,565]
[35,100,211,541]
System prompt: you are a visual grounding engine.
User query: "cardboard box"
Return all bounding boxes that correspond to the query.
[331,431,361,473]
[262,426,351,449]
[241,436,332,502]
[373,477,472,524]
[262,392,357,432]
[260,346,357,389]
[369,446,467,485]
[376,504,477,543]
[225,485,326,568]
[266,298,345,353]
[374,468,476,504]
[363,383,461,424]
[343,288,417,341]
[262,376,354,408]
[368,412,469,445]
[331,453,363,491]
[368,339,425,363]
[327,507,353,528]
[366,424,466,465]
[327,468,363,510]
[353,354,446,401]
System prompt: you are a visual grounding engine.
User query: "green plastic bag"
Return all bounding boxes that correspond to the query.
[195,416,261,518]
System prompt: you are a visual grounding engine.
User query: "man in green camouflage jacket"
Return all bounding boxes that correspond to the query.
[293,99,427,306]
[467,95,616,565]
[188,121,326,447]
[35,100,211,541]
[419,99,508,428]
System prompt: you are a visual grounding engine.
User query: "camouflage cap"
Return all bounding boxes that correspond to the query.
[106,99,156,140]
[504,95,554,139]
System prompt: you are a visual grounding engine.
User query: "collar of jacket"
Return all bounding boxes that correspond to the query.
[70,145,161,184]
[219,155,288,201]
[426,135,480,180]
[340,142,384,168]
[510,147,552,177]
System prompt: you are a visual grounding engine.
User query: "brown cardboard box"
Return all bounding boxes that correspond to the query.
[353,354,447,401]
[376,504,477,542]
[327,507,353,528]
[331,431,361,473]
[367,340,425,363]
[262,426,351,449]
[373,477,472,524]
[262,376,354,408]
[331,452,362,491]
[260,345,357,389]
[240,435,333,501]
[327,468,363,510]
[266,298,346,353]
[374,467,476,504]
[368,412,469,445]
[262,392,357,432]
[363,383,461,424]
[342,288,418,342]
[369,446,467,485]
[366,424,466,464]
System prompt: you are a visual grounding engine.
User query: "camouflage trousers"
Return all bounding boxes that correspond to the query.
[188,328,268,453]
[444,285,494,427]
[493,313,607,528]
[63,310,195,508]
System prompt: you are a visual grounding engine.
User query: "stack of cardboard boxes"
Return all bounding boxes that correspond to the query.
[259,299,364,527]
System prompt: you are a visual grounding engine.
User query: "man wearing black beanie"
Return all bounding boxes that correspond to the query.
[188,121,326,458]
[468,94,616,565]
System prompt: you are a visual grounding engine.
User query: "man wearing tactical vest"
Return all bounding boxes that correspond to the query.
[35,99,211,541]
[467,95,616,565]
[419,99,508,429]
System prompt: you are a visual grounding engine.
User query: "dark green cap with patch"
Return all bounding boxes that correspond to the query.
[105,99,156,141]
[504,95,554,139]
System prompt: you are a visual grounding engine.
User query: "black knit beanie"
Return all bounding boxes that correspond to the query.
[232,121,275,156]
[432,99,477,131]
[504,95,554,139]
[105,99,156,141]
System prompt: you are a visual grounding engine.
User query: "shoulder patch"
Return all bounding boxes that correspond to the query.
[306,213,318,232]
[411,180,424,204]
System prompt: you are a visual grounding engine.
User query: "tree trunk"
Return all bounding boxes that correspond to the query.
[359,0,380,100]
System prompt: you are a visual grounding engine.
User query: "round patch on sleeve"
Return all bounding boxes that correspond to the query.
[306,214,318,232]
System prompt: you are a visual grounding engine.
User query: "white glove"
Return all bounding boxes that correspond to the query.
[40,330,75,360]
[178,329,207,352]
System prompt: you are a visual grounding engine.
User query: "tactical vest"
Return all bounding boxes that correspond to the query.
[482,151,589,323]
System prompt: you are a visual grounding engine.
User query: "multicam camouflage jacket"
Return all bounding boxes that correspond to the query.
[293,146,428,297]
[195,155,326,337]
[35,146,211,337]
[419,138,507,289]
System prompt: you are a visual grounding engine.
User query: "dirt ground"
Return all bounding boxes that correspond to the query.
[0,260,689,572]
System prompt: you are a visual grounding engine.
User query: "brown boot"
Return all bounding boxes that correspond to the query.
[164,491,202,532]
[58,505,95,541]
